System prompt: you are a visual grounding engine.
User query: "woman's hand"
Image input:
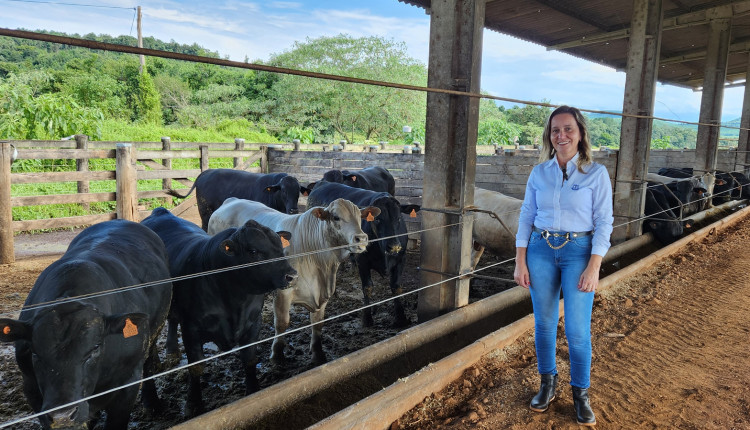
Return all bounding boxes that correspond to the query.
[514,247,530,288]
[578,255,603,292]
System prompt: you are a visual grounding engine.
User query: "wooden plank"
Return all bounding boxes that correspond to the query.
[17,149,115,160]
[12,192,116,206]
[137,169,202,180]
[13,213,115,231]
[11,170,115,184]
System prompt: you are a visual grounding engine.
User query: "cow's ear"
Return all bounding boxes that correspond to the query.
[300,186,312,196]
[277,231,292,248]
[221,239,238,256]
[265,185,281,193]
[307,182,317,190]
[105,313,149,339]
[0,318,31,342]
[310,207,330,221]
[400,205,421,215]
[360,206,381,220]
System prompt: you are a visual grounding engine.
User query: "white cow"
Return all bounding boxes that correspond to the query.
[469,187,523,269]
[208,197,380,365]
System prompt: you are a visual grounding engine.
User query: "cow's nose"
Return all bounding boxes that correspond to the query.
[387,244,403,255]
[50,406,81,428]
[285,271,298,285]
[288,208,299,215]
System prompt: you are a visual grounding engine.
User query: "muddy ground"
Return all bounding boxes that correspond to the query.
[0,218,513,429]
[397,215,750,429]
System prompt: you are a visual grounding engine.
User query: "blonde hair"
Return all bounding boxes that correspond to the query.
[539,105,593,173]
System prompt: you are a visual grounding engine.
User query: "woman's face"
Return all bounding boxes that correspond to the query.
[550,113,581,163]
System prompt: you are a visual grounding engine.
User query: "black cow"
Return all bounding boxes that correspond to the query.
[316,166,396,196]
[167,169,311,231]
[644,183,693,244]
[652,168,708,215]
[0,220,172,430]
[141,207,297,417]
[307,181,420,327]
[657,167,739,206]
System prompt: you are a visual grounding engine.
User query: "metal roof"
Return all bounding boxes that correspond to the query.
[398,0,750,90]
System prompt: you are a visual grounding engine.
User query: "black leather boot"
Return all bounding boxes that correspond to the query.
[529,374,557,412]
[572,386,596,426]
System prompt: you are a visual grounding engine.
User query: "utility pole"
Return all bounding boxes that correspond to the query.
[137,6,145,74]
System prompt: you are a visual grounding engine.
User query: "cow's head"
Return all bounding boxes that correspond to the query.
[365,197,419,257]
[1,304,149,429]
[220,220,298,293]
[322,169,344,183]
[310,198,378,257]
[265,175,302,214]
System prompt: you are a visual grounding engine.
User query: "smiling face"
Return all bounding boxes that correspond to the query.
[550,112,581,164]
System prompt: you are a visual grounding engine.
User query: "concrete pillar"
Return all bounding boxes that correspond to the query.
[694,7,732,194]
[418,0,484,322]
[612,0,663,244]
[735,54,750,175]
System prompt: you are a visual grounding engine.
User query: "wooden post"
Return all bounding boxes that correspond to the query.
[695,7,732,195]
[612,0,663,244]
[234,138,245,168]
[75,134,90,212]
[199,145,209,171]
[0,142,14,264]
[116,143,138,221]
[292,139,301,151]
[418,0,484,321]
[161,136,172,206]
[737,56,750,176]
[260,145,269,173]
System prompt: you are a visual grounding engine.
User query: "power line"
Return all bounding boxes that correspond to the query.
[5,0,135,10]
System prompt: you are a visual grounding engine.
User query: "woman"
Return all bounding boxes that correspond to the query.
[513,105,613,426]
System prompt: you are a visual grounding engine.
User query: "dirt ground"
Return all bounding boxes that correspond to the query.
[0,209,513,429]
[397,216,750,429]
[3,211,750,429]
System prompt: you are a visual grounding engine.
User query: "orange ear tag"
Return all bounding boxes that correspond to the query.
[281,236,290,248]
[352,177,357,182]
[410,209,417,218]
[3,326,10,335]
[225,244,230,252]
[123,318,138,338]
[366,212,375,222]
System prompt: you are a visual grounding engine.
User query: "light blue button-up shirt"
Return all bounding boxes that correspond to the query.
[515,154,614,257]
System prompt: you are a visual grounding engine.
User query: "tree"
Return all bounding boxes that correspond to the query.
[265,34,427,142]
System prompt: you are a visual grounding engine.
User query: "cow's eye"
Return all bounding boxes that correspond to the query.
[333,215,341,221]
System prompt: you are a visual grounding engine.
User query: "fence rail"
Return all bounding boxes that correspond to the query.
[1,137,744,264]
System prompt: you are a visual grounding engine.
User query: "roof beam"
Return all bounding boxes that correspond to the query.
[660,38,750,64]
[547,0,750,51]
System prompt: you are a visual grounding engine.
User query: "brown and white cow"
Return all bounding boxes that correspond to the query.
[208,197,380,365]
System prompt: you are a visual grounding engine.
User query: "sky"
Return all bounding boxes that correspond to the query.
[1,0,746,123]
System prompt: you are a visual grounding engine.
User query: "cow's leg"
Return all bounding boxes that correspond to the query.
[181,327,206,418]
[165,314,180,357]
[103,384,139,430]
[140,340,163,413]
[470,242,485,271]
[310,302,329,365]
[357,262,375,327]
[270,289,293,365]
[389,262,409,328]
[238,309,263,394]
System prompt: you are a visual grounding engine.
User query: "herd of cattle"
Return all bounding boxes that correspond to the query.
[1,164,748,429]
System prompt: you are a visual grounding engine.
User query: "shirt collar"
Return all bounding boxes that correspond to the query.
[545,152,579,172]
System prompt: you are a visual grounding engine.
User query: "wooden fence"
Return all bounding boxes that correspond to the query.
[1,136,743,264]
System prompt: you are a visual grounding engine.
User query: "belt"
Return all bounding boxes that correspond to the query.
[532,226,593,249]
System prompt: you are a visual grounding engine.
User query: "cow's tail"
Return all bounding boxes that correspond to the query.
[167,182,197,199]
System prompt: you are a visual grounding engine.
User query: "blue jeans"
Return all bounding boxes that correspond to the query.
[527,230,594,388]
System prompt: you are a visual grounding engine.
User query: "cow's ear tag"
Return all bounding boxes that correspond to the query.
[123,318,138,338]
[281,236,290,248]
[410,209,417,218]
[366,212,375,222]
[303,191,309,196]
[225,244,230,252]
[2,325,10,335]
[352,177,357,182]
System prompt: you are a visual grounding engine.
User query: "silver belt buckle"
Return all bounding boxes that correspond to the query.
[541,230,550,239]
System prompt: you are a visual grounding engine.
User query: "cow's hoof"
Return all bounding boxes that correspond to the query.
[391,315,409,328]
[311,354,328,367]
[270,354,288,367]
[184,402,205,419]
